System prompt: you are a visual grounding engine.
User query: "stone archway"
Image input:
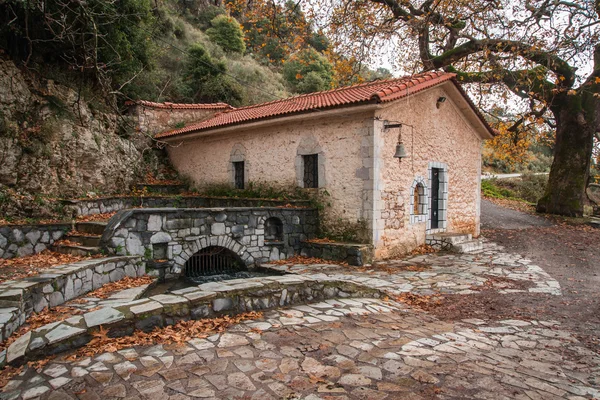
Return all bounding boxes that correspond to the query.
[171,235,254,275]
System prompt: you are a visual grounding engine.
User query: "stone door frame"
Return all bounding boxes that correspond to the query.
[426,161,448,234]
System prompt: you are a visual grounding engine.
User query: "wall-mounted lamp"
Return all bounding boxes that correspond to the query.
[436,96,447,109]
[384,121,408,161]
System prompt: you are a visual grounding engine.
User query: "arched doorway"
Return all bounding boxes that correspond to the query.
[184,246,247,281]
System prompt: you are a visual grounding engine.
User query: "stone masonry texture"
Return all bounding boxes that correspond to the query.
[100,207,318,278]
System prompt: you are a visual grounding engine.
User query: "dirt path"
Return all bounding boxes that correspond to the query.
[431,201,600,353]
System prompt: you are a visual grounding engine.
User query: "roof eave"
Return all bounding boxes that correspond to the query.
[157,102,382,142]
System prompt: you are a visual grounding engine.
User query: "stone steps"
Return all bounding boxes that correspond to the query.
[55,222,106,255]
[426,233,483,253]
[428,233,472,244]
[53,243,103,256]
[75,221,107,235]
[64,234,101,247]
[590,216,600,228]
[451,239,484,253]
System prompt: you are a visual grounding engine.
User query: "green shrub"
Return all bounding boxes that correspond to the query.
[200,75,245,106]
[181,43,244,105]
[320,219,370,243]
[296,71,327,94]
[481,179,516,199]
[202,182,311,201]
[196,5,226,30]
[514,173,548,203]
[283,48,333,93]
[206,15,246,54]
[481,175,548,203]
[227,57,289,104]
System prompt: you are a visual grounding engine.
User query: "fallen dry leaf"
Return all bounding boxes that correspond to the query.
[0,251,102,283]
[393,292,443,311]
[86,275,155,299]
[76,212,117,222]
[270,255,349,267]
[66,311,263,360]
[0,306,84,352]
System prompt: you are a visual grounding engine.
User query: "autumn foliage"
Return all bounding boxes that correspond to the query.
[69,311,263,359]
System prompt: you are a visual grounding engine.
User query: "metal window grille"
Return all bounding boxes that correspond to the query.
[184,246,246,278]
[233,161,244,189]
[431,168,441,229]
[303,154,318,188]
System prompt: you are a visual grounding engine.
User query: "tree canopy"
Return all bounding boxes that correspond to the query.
[0,0,157,95]
[283,48,334,93]
[206,15,246,54]
[184,44,245,106]
[309,0,600,216]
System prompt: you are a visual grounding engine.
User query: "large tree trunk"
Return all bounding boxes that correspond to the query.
[537,93,596,216]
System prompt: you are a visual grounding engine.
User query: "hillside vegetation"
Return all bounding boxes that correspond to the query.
[0,0,391,220]
[1,0,387,107]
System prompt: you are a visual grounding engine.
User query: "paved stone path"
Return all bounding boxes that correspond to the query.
[3,241,598,399]
[3,298,599,400]
[263,241,561,296]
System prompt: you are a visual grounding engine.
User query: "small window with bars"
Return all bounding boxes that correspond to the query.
[233,161,244,189]
[303,154,318,188]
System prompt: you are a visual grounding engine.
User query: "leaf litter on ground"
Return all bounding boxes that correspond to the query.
[0,250,102,283]
[270,255,349,266]
[0,276,154,353]
[66,311,263,360]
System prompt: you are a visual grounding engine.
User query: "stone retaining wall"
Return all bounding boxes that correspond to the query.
[4,275,381,366]
[100,207,318,278]
[300,241,374,266]
[0,223,70,259]
[0,256,144,344]
[62,196,311,217]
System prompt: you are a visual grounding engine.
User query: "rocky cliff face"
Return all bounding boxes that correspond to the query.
[0,58,166,219]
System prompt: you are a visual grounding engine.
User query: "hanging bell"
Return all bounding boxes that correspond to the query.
[393,142,408,159]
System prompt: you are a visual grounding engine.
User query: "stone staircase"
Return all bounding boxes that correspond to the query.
[426,232,484,253]
[53,182,188,256]
[53,221,107,256]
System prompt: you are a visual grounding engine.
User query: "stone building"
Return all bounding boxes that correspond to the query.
[136,72,494,258]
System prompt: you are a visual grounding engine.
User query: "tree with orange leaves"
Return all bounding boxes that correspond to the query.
[308,0,600,217]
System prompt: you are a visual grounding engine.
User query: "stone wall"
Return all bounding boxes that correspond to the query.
[300,241,374,266]
[0,256,143,343]
[62,196,311,217]
[373,83,487,258]
[0,223,70,259]
[165,111,376,237]
[5,275,381,366]
[0,58,162,212]
[100,207,318,277]
[128,101,231,136]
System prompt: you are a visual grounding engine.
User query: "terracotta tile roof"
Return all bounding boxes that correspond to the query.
[155,72,494,139]
[126,100,233,110]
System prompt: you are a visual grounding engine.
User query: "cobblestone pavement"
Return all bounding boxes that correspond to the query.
[3,242,598,400]
[263,241,562,296]
[3,298,599,400]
